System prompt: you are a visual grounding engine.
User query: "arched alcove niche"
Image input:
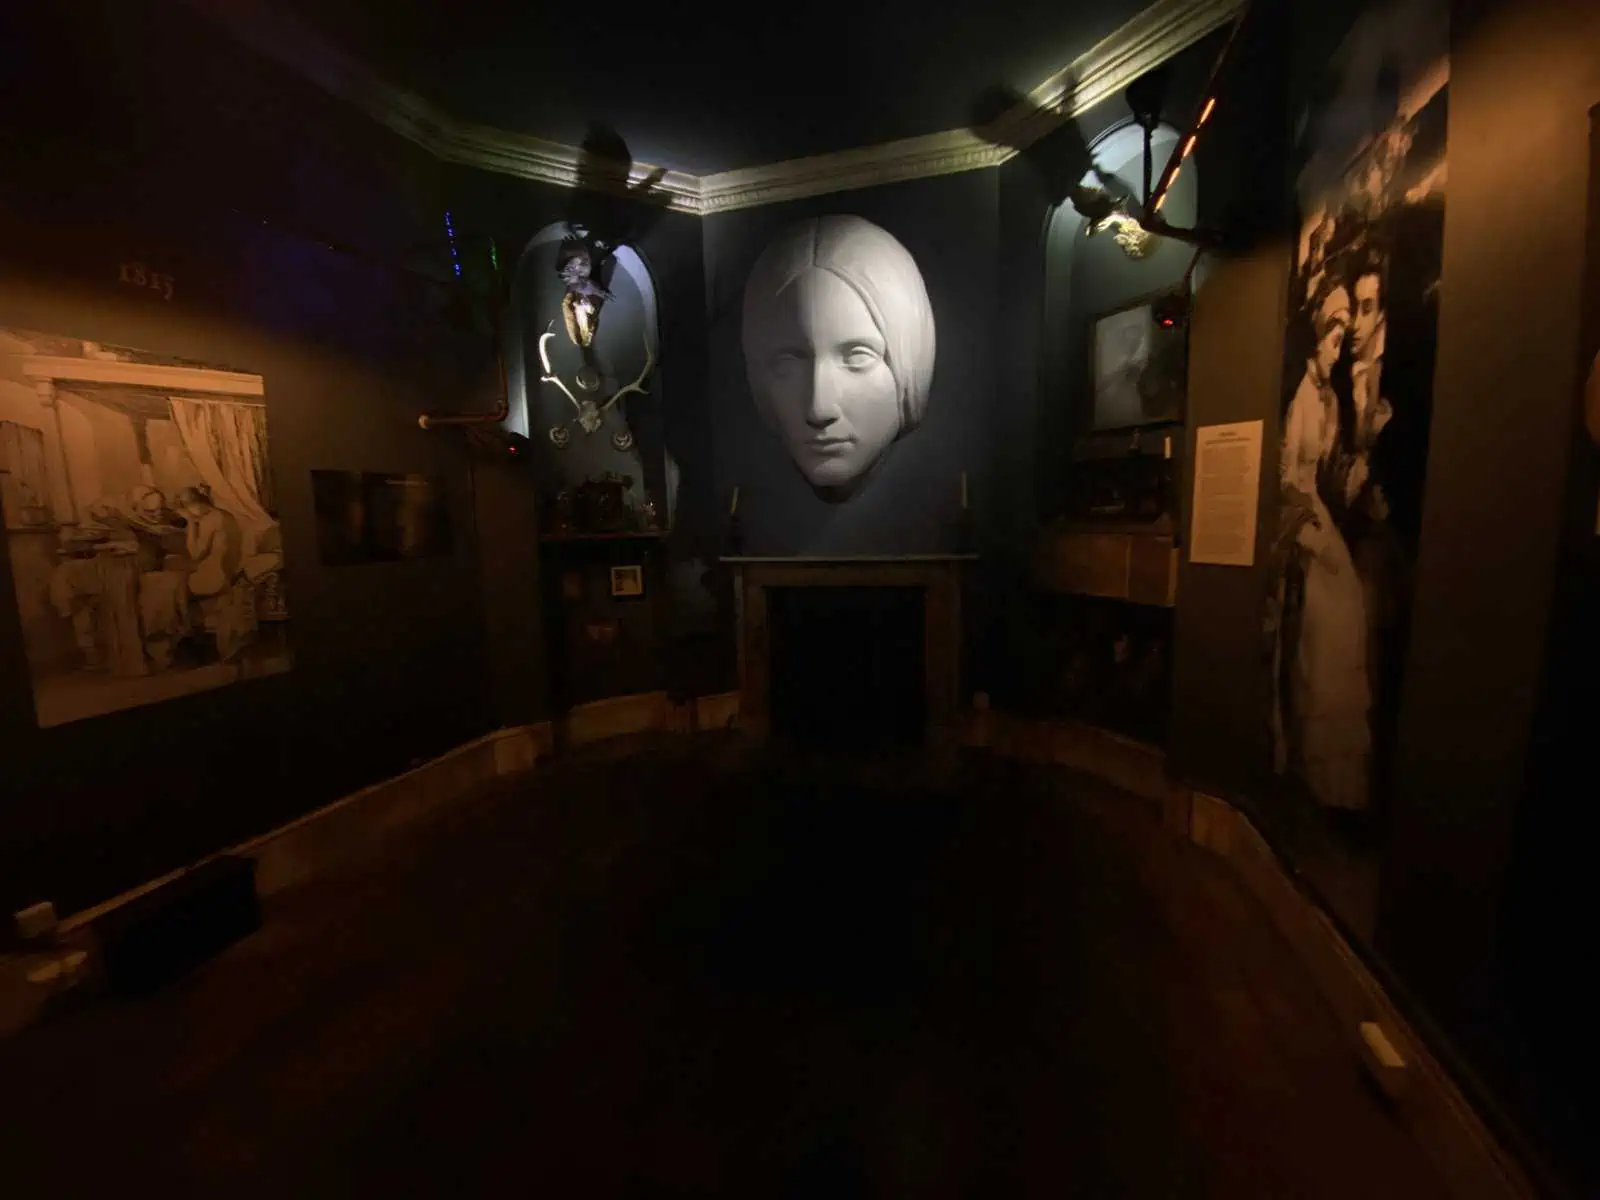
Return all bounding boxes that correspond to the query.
[506,223,669,524]
[1038,120,1200,490]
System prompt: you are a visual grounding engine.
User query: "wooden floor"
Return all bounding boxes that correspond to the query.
[0,737,1450,1197]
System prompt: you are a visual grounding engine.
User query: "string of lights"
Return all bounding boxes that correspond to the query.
[211,203,483,291]
[445,209,462,278]
[1145,0,1252,223]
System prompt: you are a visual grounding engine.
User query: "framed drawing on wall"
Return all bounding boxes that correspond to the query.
[609,565,644,597]
[1266,0,1449,820]
[1088,291,1187,432]
[311,470,453,566]
[0,326,292,727]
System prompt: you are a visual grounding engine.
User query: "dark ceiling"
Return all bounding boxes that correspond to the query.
[280,0,1154,174]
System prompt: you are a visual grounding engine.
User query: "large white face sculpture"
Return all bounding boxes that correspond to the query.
[742,216,936,493]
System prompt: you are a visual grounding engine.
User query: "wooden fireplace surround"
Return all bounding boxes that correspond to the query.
[724,555,975,742]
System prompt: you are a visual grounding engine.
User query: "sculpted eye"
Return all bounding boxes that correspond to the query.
[842,344,882,371]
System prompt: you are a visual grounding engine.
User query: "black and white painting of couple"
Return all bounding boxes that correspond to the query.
[1268,0,1448,820]
[0,327,290,727]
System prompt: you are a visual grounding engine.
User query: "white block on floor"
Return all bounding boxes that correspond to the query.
[1359,1019,1409,1101]
[14,901,57,941]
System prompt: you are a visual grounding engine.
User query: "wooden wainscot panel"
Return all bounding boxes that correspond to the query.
[1127,536,1178,607]
[1035,530,1130,599]
[922,569,961,731]
[738,581,771,737]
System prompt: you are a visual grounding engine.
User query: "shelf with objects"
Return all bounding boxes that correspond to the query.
[1036,423,1184,609]
[1026,80,1213,746]
[1031,422,1183,748]
[506,220,708,721]
[1031,275,1196,748]
[1021,6,1240,742]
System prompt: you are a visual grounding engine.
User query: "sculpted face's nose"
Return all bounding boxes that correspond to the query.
[805,360,843,428]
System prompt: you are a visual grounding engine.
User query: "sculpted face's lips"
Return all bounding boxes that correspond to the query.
[806,437,854,454]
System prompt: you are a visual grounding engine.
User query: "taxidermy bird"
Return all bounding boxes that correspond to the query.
[1070,183,1156,258]
[558,233,613,347]
[1068,182,1119,226]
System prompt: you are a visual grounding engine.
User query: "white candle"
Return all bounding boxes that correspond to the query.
[730,486,739,516]
[960,471,968,510]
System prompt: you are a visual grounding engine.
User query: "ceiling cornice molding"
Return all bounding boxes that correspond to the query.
[189,0,1242,218]
[998,0,1245,161]
[432,117,705,212]
[692,0,1242,213]
[186,0,706,209]
[696,131,1007,215]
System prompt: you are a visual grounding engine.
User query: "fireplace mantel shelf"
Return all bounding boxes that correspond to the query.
[721,554,978,565]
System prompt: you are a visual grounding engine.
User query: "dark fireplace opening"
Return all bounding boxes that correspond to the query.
[768,586,926,750]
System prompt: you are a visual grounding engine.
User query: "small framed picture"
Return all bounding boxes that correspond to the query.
[1088,291,1187,431]
[610,565,644,597]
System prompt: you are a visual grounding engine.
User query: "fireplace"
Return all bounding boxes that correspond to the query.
[768,586,926,748]
[725,555,971,745]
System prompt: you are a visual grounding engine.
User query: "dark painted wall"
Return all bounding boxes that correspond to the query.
[1506,99,1600,1194]
[0,0,726,918]
[0,0,502,915]
[1166,0,1293,799]
[1167,0,1597,1185]
[1378,2,1598,1187]
[1379,0,1597,1020]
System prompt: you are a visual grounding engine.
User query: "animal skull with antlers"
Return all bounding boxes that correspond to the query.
[538,323,655,441]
